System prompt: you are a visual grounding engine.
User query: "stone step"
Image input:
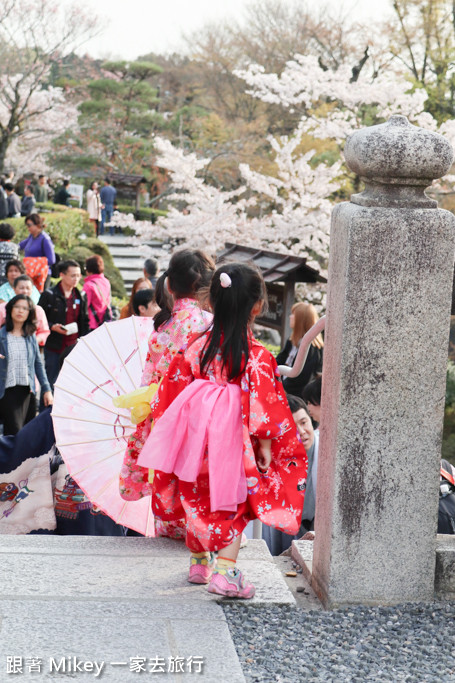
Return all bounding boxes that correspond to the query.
[119,269,147,283]
[98,234,166,296]
[114,258,146,269]
[0,536,295,605]
[99,235,163,249]
[0,536,295,682]
[107,246,147,258]
[435,534,455,598]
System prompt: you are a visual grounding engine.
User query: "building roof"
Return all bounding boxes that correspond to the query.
[106,172,147,187]
[217,243,326,284]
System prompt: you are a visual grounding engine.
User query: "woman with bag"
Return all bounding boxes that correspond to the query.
[86,181,102,236]
[0,294,53,434]
[82,255,112,329]
[19,214,56,292]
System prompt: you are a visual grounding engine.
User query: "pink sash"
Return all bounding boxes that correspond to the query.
[138,379,246,512]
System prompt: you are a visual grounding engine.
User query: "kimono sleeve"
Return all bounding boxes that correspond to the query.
[151,350,194,420]
[247,345,294,440]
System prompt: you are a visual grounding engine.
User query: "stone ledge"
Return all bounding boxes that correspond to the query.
[294,536,455,602]
[435,534,455,597]
[291,540,313,585]
[0,537,294,606]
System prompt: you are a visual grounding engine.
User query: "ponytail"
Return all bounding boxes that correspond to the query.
[153,272,172,329]
[153,249,215,331]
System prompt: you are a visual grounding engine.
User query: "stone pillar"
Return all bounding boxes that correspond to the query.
[312,115,455,606]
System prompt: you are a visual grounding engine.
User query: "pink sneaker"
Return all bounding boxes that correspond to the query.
[207,567,255,599]
[188,553,216,584]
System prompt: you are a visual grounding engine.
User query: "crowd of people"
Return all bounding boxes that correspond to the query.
[1,239,453,601]
[0,175,51,219]
[0,237,324,593]
[0,175,120,238]
[86,178,117,236]
[0,214,162,435]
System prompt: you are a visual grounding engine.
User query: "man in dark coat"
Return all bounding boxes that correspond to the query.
[39,259,89,395]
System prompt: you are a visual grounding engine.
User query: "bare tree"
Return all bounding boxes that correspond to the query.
[388,0,455,121]
[0,0,100,173]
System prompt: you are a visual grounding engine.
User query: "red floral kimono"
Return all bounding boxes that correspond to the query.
[149,333,308,553]
[119,298,211,503]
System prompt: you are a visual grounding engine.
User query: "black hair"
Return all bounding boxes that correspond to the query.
[153,249,214,330]
[63,179,70,187]
[58,259,80,275]
[0,223,15,240]
[302,374,322,406]
[25,213,45,230]
[5,295,36,336]
[200,262,267,381]
[286,393,310,416]
[4,183,14,192]
[144,257,158,277]
[152,272,173,328]
[13,274,33,288]
[5,259,25,276]
[133,288,155,315]
[38,175,45,180]
[24,185,34,195]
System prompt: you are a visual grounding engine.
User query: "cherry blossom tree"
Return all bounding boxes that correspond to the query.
[0,0,98,173]
[124,49,455,309]
[1,83,78,177]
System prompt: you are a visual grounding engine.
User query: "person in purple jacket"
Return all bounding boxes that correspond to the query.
[19,214,56,291]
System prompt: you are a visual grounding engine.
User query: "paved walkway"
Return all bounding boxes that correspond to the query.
[0,537,296,682]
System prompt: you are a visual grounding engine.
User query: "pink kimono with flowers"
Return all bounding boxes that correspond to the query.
[119,298,211,503]
[144,333,308,553]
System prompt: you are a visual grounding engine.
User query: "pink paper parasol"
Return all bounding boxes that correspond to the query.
[52,316,155,536]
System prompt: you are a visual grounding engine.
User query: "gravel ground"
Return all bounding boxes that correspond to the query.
[223,602,455,682]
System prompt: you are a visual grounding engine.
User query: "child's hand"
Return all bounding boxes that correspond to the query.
[256,439,272,472]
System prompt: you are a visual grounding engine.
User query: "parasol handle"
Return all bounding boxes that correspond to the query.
[278,316,326,378]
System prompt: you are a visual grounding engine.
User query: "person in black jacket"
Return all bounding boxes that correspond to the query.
[275,302,323,397]
[38,260,89,396]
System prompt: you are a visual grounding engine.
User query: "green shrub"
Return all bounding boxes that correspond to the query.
[9,209,95,251]
[36,202,70,213]
[261,342,281,356]
[60,237,126,299]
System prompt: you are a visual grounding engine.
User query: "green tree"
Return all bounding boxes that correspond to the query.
[389,0,455,122]
[53,60,163,176]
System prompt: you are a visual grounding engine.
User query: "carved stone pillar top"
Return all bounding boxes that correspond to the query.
[344,115,454,208]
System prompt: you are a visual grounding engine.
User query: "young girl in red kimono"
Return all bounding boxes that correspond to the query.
[138,263,308,599]
[119,249,214,527]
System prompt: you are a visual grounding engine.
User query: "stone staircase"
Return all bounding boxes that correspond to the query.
[0,536,309,682]
[99,234,166,294]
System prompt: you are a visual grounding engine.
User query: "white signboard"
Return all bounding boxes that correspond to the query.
[68,183,84,208]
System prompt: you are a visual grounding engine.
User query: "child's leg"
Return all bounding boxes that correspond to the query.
[208,533,255,599]
[217,535,241,567]
[187,535,216,585]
